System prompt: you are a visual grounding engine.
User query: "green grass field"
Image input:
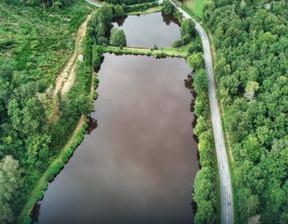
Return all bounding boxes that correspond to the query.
[182,0,208,19]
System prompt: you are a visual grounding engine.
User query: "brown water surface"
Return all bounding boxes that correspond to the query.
[34,13,199,224]
[112,12,181,48]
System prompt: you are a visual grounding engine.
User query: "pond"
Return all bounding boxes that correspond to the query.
[33,12,199,224]
[112,12,181,48]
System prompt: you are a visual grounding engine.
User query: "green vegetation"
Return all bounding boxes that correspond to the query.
[110,28,127,47]
[184,40,219,223]
[102,45,189,57]
[127,5,162,14]
[99,0,154,5]
[173,19,195,47]
[204,0,288,223]
[124,1,159,13]
[181,0,208,19]
[0,0,99,222]
[162,0,175,15]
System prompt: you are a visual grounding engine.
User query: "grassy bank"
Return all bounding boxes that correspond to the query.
[127,5,162,15]
[102,45,189,58]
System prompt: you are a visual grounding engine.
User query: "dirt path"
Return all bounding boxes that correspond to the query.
[53,15,91,97]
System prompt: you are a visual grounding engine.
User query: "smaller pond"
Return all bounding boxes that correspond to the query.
[112,12,181,48]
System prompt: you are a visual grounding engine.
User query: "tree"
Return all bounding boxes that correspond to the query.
[0,156,22,224]
[187,52,204,70]
[162,0,174,15]
[194,200,215,224]
[114,4,125,17]
[110,28,127,47]
[193,69,207,93]
[244,81,259,101]
[181,19,195,37]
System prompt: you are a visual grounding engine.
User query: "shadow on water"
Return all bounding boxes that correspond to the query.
[161,12,181,26]
[112,16,127,26]
[31,203,41,224]
[184,73,200,216]
[86,116,98,135]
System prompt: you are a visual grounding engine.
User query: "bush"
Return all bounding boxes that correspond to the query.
[188,41,203,55]
[97,36,108,46]
[172,39,182,48]
[181,34,191,45]
[36,191,44,200]
[110,28,127,47]
[42,182,48,191]
[92,47,101,68]
[62,147,74,163]
[181,19,195,37]
[194,116,207,136]
[93,92,98,100]
[162,0,174,15]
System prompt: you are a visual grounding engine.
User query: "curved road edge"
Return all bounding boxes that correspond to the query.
[168,1,234,223]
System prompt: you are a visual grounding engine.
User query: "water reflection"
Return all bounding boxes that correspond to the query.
[161,12,181,26]
[86,116,98,134]
[36,54,199,224]
[112,15,127,26]
[112,12,181,48]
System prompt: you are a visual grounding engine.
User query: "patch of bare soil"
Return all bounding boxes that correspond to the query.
[53,15,91,97]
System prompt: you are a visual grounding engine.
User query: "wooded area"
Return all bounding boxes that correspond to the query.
[0,1,94,222]
[204,0,288,223]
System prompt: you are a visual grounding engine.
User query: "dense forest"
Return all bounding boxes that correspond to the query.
[203,0,288,223]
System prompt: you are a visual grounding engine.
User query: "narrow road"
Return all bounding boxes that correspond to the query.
[169,1,234,223]
[84,0,233,222]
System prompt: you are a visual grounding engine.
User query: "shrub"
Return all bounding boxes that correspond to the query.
[62,147,74,163]
[93,92,98,100]
[162,0,174,15]
[188,41,203,55]
[181,19,195,37]
[42,182,48,191]
[181,34,191,45]
[36,191,44,200]
[172,39,182,48]
[97,36,108,46]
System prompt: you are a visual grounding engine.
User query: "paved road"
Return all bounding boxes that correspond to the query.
[168,1,234,224]
[85,0,101,7]
[84,0,233,222]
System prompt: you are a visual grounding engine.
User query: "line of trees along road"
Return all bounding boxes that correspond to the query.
[204,0,288,223]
